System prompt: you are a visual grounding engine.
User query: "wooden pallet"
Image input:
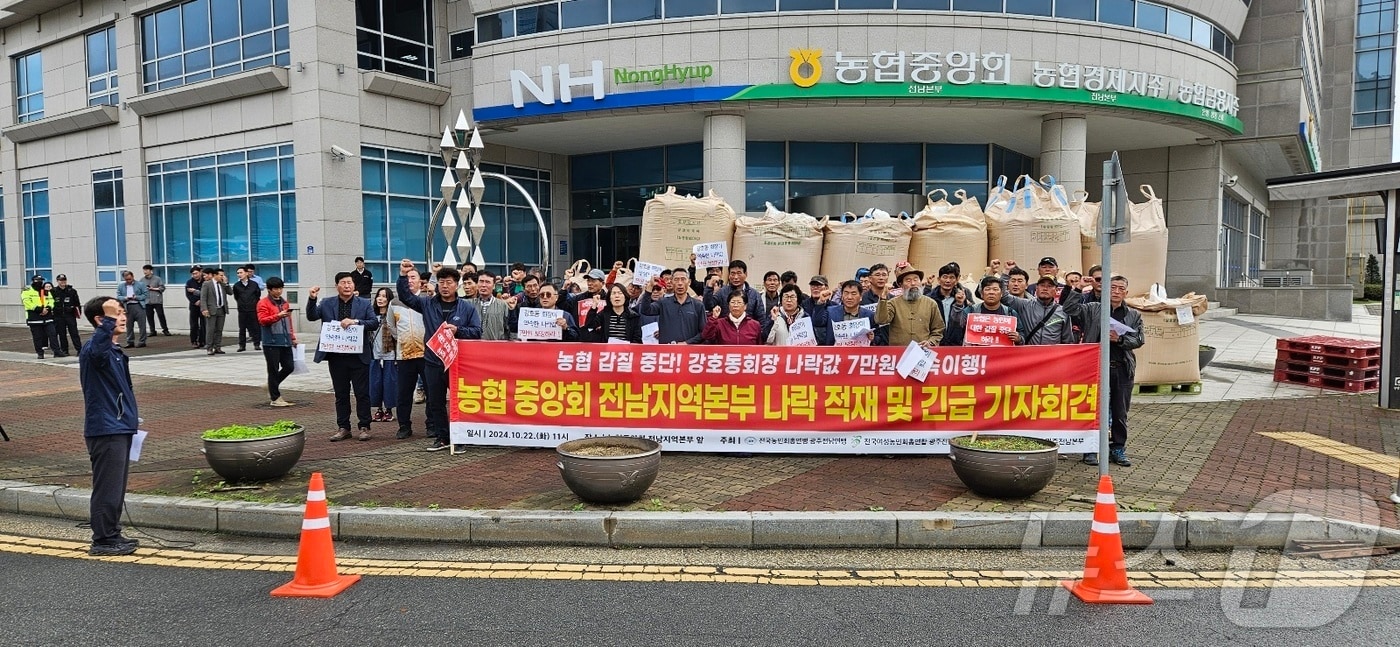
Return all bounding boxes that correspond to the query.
[1133,382,1202,395]
[1277,349,1381,369]
[1276,335,1381,358]
[1272,369,1379,392]
[1273,359,1381,381]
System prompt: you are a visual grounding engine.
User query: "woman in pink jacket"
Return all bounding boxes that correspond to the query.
[702,291,762,345]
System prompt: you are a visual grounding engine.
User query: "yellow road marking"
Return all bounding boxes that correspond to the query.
[1257,432,1400,476]
[2,533,1398,588]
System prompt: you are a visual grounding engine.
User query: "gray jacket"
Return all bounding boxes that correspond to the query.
[141,274,165,305]
[1067,301,1145,375]
[200,280,231,316]
[1002,293,1077,345]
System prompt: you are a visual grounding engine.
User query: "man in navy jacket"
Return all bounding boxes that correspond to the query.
[78,296,141,556]
[308,272,381,442]
[396,259,482,451]
[811,280,887,346]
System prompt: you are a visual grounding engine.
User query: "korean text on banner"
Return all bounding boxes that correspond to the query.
[693,241,729,270]
[965,313,1017,347]
[832,318,872,347]
[449,342,1100,454]
[318,323,364,354]
[633,261,666,287]
[786,318,817,346]
[427,323,459,367]
[518,308,564,341]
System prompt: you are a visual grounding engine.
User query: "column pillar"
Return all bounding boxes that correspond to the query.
[703,112,746,209]
[1039,113,1087,194]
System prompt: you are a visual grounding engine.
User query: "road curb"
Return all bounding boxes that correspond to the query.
[3,480,1397,549]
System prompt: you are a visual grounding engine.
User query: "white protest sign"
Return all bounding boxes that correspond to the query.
[786,317,817,346]
[518,308,563,341]
[641,322,660,344]
[319,322,364,354]
[633,261,666,287]
[693,241,729,270]
[1175,306,1194,326]
[895,340,934,382]
[832,318,871,347]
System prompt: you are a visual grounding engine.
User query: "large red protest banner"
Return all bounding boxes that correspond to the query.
[450,342,1100,454]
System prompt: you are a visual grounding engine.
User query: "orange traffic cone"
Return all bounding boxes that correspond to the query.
[271,472,361,598]
[1060,474,1153,605]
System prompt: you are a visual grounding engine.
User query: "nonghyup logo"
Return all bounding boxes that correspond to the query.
[789,49,822,88]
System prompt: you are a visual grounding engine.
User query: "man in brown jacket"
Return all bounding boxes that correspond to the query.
[875,266,945,348]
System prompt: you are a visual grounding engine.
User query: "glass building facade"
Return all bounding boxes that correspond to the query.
[139,0,291,93]
[477,0,1235,60]
[93,169,127,284]
[361,146,552,281]
[148,144,298,282]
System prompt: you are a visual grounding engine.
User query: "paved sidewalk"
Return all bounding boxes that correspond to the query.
[0,307,1395,532]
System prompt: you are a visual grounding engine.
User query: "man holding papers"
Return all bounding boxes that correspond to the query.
[78,296,141,556]
[1068,275,1144,468]
[813,280,884,346]
[307,272,381,442]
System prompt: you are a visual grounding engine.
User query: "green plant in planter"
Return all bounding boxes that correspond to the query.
[201,420,301,440]
[953,435,1046,451]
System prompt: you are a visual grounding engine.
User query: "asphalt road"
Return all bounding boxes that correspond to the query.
[3,550,1398,647]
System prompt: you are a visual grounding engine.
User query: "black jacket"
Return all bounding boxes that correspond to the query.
[52,285,81,319]
[583,307,642,344]
[231,280,262,309]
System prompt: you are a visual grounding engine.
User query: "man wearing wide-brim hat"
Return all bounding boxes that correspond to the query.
[874,264,944,348]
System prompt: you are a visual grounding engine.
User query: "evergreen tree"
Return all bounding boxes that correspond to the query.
[1365,254,1381,285]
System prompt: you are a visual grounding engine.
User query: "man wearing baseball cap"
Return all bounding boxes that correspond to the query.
[1001,275,1078,345]
[1036,257,1078,306]
[52,274,83,355]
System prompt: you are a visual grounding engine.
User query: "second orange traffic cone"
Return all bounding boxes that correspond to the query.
[1060,474,1153,605]
[271,472,361,598]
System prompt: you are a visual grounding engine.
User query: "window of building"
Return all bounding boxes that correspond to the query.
[1220,193,1255,287]
[357,0,436,81]
[667,0,719,18]
[613,0,661,22]
[22,180,51,280]
[569,144,702,219]
[361,147,552,279]
[140,0,290,93]
[148,144,297,283]
[15,51,43,123]
[1248,205,1265,280]
[1007,0,1053,18]
[87,26,120,106]
[562,0,610,27]
[723,0,777,13]
[1355,0,1396,127]
[448,30,473,60]
[94,170,127,284]
[737,142,994,212]
[474,0,1230,59]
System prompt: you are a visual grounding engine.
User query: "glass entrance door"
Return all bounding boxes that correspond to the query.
[570,223,640,270]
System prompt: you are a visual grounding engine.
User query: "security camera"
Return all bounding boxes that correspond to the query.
[1224,175,1238,187]
[329,145,355,160]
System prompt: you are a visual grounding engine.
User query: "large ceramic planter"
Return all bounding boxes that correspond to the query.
[1199,345,1217,371]
[948,435,1058,499]
[556,436,661,504]
[202,427,305,482]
